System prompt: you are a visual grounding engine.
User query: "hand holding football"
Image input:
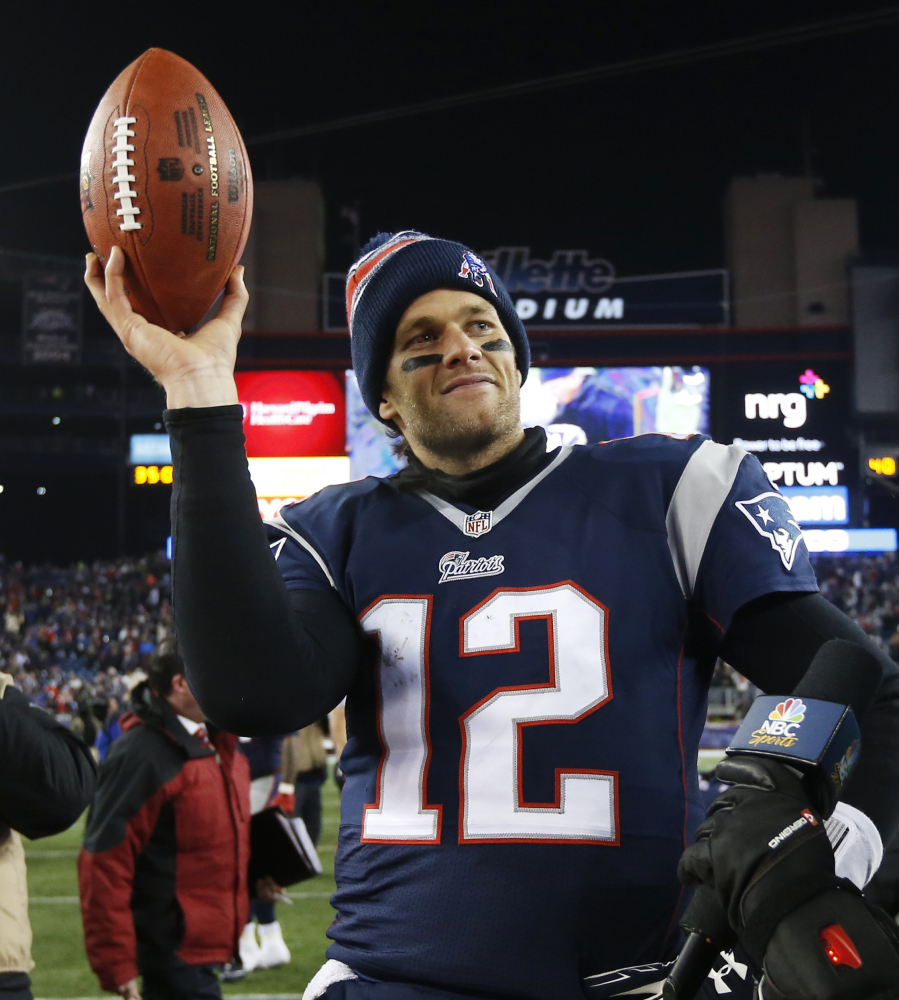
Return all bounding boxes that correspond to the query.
[84,248,245,408]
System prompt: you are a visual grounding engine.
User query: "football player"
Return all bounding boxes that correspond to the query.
[86,232,899,1000]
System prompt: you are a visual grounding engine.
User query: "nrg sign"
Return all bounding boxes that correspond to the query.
[743,370,831,429]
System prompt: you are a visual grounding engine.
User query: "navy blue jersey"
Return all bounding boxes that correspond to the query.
[266,434,817,1000]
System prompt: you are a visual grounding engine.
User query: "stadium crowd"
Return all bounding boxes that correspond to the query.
[0,553,171,739]
[2,552,898,723]
[814,552,899,661]
[708,553,899,699]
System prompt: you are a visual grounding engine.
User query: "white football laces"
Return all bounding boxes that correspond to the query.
[111,116,142,232]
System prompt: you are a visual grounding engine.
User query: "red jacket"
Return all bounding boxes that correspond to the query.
[78,691,250,992]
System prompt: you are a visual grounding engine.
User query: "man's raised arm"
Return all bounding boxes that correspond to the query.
[85,251,359,735]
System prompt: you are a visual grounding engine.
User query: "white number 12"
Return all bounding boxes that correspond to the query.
[360,583,616,845]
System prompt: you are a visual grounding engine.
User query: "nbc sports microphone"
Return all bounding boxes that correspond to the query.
[662,639,884,1000]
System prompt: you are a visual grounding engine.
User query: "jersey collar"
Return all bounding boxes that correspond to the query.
[416,446,573,537]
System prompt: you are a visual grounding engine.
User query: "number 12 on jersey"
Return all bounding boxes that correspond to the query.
[360,583,617,845]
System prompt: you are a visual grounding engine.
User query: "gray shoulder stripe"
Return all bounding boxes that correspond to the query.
[264,514,337,590]
[666,440,747,599]
[494,446,573,522]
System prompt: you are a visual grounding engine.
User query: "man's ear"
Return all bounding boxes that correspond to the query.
[379,392,405,430]
[379,396,397,422]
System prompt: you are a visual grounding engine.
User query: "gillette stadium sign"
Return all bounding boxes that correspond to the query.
[323,249,728,329]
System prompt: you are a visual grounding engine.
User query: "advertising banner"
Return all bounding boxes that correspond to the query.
[235,370,346,458]
[803,528,897,554]
[234,370,349,516]
[780,486,849,526]
[323,249,728,330]
[716,363,854,491]
[22,272,83,364]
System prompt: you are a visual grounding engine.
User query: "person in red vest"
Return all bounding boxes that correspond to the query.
[78,645,251,1000]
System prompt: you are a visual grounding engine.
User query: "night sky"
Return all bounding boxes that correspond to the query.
[3,1,899,279]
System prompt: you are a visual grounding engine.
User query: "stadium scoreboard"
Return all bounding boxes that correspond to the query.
[134,465,173,485]
[863,445,899,479]
[130,436,175,487]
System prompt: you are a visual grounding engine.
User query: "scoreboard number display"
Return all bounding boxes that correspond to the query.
[863,446,899,479]
[134,465,173,485]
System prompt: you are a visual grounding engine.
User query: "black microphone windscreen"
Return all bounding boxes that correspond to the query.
[793,639,882,725]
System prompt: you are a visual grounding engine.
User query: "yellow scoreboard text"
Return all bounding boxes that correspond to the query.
[868,456,898,477]
[134,465,174,485]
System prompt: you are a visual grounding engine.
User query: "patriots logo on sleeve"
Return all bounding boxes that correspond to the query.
[734,491,804,571]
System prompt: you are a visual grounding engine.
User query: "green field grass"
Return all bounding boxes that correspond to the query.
[696,749,726,771]
[25,780,342,1000]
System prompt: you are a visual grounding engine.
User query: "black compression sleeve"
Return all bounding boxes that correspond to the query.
[721,591,899,839]
[165,405,359,736]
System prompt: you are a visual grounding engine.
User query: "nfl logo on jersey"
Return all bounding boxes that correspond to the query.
[464,510,493,537]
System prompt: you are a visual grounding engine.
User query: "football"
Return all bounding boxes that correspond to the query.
[80,48,253,332]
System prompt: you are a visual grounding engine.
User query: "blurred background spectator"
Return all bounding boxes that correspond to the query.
[79,645,250,1000]
[94,696,122,762]
[280,722,328,848]
[237,736,291,973]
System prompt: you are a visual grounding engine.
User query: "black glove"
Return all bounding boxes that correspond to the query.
[678,755,837,960]
[760,885,899,1000]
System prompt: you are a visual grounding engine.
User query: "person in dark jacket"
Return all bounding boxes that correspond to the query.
[78,647,251,1000]
[0,670,96,1000]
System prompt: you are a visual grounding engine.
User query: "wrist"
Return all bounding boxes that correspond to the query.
[163,372,239,409]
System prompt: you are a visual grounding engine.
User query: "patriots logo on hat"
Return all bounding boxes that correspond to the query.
[459,251,496,296]
[735,491,804,570]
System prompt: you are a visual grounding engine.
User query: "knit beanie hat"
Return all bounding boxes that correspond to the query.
[346,230,530,421]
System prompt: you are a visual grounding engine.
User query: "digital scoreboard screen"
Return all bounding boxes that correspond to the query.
[346,365,710,480]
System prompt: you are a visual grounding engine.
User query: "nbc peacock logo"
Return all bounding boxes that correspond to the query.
[749,697,807,747]
[769,698,806,724]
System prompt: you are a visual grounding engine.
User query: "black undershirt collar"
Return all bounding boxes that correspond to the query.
[391,426,553,511]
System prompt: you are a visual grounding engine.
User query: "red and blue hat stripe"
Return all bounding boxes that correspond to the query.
[346,231,433,332]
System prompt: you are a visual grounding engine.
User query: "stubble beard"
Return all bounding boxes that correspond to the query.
[401,382,523,462]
